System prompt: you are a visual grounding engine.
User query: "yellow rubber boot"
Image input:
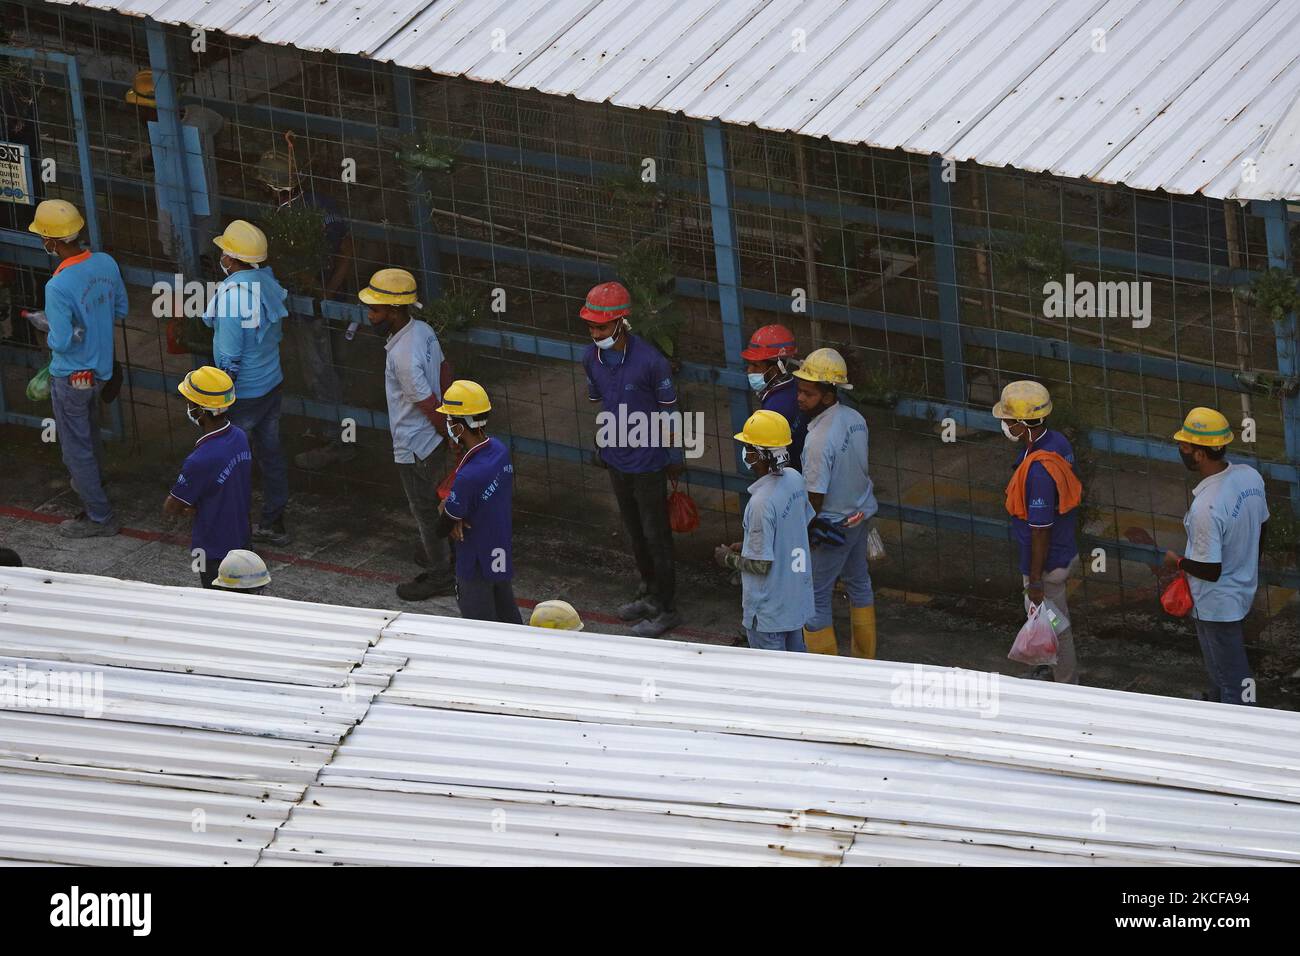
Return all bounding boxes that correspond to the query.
[850,605,877,659]
[803,625,838,655]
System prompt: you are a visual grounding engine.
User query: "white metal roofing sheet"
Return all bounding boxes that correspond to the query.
[49,0,1300,200]
[375,617,1300,805]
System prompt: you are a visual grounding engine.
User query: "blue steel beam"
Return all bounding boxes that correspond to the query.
[392,68,443,300]
[701,119,755,472]
[928,155,966,403]
[1261,200,1300,513]
[144,21,198,277]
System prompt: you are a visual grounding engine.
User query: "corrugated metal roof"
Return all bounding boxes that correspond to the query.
[4,567,1300,865]
[51,0,1300,200]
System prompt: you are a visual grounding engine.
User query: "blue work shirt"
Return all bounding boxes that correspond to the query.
[444,436,514,582]
[584,334,681,474]
[1183,463,1269,622]
[44,251,128,380]
[1011,429,1079,575]
[759,376,807,469]
[801,402,877,524]
[741,467,816,634]
[202,266,288,399]
[168,421,253,567]
[383,318,444,464]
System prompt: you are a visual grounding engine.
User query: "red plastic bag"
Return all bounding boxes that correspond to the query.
[1008,603,1059,666]
[165,317,188,355]
[1161,571,1194,617]
[667,480,699,534]
[436,469,456,501]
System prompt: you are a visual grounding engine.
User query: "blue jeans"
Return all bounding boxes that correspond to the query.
[807,520,874,631]
[227,387,288,525]
[745,627,806,652]
[1194,617,1256,706]
[50,375,113,523]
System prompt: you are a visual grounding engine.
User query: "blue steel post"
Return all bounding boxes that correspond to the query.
[145,21,198,278]
[63,56,102,251]
[929,154,967,404]
[1262,200,1300,514]
[701,119,754,473]
[393,68,443,299]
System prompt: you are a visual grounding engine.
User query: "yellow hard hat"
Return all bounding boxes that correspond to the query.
[792,347,852,387]
[530,600,584,631]
[212,220,268,263]
[734,409,792,449]
[992,380,1053,421]
[436,380,491,418]
[359,268,419,306]
[124,69,156,107]
[1173,407,1233,447]
[178,366,236,410]
[28,199,85,240]
[213,549,271,590]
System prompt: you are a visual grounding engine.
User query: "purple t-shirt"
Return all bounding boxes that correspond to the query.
[1011,429,1079,575]
[760,376,807,468]
[583,334,680,474]
[169,422,253,567]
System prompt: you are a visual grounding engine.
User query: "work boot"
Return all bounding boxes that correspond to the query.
[396,571,456,601]
[617,585,656,621]
[56,514,120,538]
[1027,665,1055,681]
[633,608,680,638]
[293,442,358,471]
[252,519,291,547]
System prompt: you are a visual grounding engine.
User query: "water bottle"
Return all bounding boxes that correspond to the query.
[345,319,360,341]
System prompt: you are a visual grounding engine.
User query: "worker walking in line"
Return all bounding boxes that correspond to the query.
[437,380,522,624]
[212,549,271,595]
[164,367,253,588]
[714,410,815,652]
[793,348,878,657]
[741,324,807,468]
[530,600,584,631]
[28,199,128,538]
[203,220,291,545]
[581,281,683,638]
[995,381,1083,684]
[360,268,455,601]
[1163,407,1268,706]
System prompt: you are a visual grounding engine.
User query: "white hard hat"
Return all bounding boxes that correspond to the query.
[213,549,271,590]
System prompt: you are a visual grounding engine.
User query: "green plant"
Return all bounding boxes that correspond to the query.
[1236,267,1300,321]
[991,221,1072,290]
[395,128,460,175]
[1262,504,1299,564]
[615,240,684,357]
[422,283,483,338]
[263,203,328,298]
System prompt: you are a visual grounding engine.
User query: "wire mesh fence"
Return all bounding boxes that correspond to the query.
[2,4,1297,629]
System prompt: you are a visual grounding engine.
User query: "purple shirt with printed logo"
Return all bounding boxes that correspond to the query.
[583,333,680,474]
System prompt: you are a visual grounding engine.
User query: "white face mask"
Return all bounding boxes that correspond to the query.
[1001,420,1019,442]
[186,405,204,428]
[220,258,232,276]
[747,372,768,392]
[595,334,617,350]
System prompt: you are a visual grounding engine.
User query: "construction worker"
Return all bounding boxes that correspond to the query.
[360,268,455,601]
[794,348,878,657]
[257,149,357,471]
[714,410,815,652]
[741,324,807,468]
[437,380,522,624]
[212,549,271,595]
[29,199,128,538]
[530,600,584,631]
[164,366,253,589]
[581,280,683,638]
[203,220,291,545]
[1163,408,1268,706]
[125,69,225,260]
[995,381,1082,683]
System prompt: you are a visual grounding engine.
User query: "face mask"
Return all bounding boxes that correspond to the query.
[1001,420,1019,442]
[747,372,768,393]
[44,241,59,258]
[220,258,233,277]
[1179,449,1200,472]
[185,405,204,428]
[595,334,617,350]
[742,449,760,474]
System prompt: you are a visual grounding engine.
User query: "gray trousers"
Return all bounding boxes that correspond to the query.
[396,445,451,575]
[1023,558,1079,684]
[1193,618,1256,706]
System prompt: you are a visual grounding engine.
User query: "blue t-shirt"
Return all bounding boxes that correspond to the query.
[760,376,807,469]
[444,436,514,582]
[583,334,681,474]
[1183,463,1269,622]
[801,402,878,523]
[1011,429,1079,575]
[44,251,128,380]
[741,468,816,633]
[168,422,253,567]
[203,266,289,399]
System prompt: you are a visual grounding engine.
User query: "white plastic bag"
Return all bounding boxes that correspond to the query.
[866,526,887,562]
[1022,594,1070,635]
[1008,602,1059,666]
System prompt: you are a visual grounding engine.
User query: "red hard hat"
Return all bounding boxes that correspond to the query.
[580,281,632,324]
[740,324,798,361]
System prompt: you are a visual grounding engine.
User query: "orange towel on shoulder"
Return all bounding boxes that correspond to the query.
[1005,450,1082,521]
